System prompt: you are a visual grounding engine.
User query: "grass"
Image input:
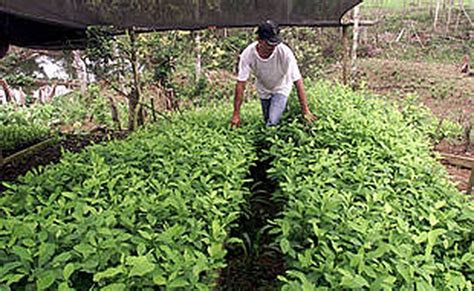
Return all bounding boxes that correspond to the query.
[362,0,474,9]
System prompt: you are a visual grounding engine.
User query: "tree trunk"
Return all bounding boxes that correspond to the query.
[0,79,14,103]
[459,0,474,28]
[128,28,143,131]
[433,0,441,31]
[446,0,454,34]
[107,95,121,130]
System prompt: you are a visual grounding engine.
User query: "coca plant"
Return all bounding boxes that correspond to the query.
[267,82,473,290]
[0,106,260,290]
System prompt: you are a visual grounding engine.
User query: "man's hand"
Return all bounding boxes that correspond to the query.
[294,79,316,124]
[303,111,317,124]
[230,114,241,128]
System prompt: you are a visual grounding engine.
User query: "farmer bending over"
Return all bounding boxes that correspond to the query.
[231,20,316,127]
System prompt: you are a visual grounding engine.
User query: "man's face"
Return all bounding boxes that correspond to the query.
[258,39,278,54]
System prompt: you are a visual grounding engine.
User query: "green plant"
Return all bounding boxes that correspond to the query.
[0,104,262,290]
[265,81,473,289]
[400,94,463,143]
[0,124,49,152]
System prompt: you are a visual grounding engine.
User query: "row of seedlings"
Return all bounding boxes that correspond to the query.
[266,82,473,289]
[0,106,261,290]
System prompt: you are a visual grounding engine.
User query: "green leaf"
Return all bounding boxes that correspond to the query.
[211,219,224,240]
[207,243,225,259]
[168,278,188,288]
[153,274,167,285]
[58,282,73,291]
[370,243,389,259]
[280,239,291,254]
[416,279,433,291]
[0,262,23,279]
[51,252,72,267]
[12,246,33,262]
[396,263,412,283]
[127,256,155,277]
[434,201,446,209]
[340,274,369,288]
[101,283,126,291]
[63,263,76,281]
[37,271,56,290]
[73,243,95,258]
[38,243,56,267]
[413,232,428,244]
[461,253,473,264]
[286,270,316,291]
[428,213,438,227]
[427,229,446,245]
[138,230,152,240]
[5,274,25,285]
[94,266,125,282]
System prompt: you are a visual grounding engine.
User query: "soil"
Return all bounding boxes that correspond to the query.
[355,59,474,120]
[0,131,128,192]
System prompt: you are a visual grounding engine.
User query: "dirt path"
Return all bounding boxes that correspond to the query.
[218,144,285,290]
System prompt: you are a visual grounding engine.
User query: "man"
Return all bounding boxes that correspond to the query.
[230,20,316,127]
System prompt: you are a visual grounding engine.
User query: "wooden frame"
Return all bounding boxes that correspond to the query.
[439,153,474,195]
[1,138,56,167]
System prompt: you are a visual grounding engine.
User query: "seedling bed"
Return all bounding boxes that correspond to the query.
[0,132,127,193]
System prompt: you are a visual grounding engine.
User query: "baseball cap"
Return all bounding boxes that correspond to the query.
[256,20,282,46]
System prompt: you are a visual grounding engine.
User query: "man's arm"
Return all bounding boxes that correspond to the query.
[231,81,246,127]
[294,79,316,122]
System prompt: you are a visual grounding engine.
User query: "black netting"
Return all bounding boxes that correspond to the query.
[0,0,361,49]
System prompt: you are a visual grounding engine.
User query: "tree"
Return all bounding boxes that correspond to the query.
[85,27,145,131]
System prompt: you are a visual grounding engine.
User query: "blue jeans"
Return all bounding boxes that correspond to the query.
[260,93,288,126]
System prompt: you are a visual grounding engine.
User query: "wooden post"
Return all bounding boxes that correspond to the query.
[352,6,360,73]
[194,32,202,81]
[468,167,474,195]
[150,97,157,122]
[342,25,350,85]
[439,152,474,195]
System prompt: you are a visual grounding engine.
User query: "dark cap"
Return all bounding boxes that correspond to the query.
[256,20,282,46]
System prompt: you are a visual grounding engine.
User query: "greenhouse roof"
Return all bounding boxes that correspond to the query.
[0,0,361,50]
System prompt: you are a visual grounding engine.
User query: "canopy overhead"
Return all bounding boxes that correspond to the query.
[0,0,362,50]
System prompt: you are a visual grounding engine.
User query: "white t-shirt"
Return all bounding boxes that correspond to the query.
[237,41,302,99]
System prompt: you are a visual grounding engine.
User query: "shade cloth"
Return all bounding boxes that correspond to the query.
[0,0,362,49]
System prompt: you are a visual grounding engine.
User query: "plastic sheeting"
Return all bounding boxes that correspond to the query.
[0,0,362,49]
